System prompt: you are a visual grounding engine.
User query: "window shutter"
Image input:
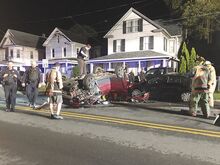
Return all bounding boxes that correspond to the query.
[140,37,143,50]
[113,40,116,52]
[121,39,125,52]
[138,19,143,32]
[123,21,126,34]
[149,36,154,49]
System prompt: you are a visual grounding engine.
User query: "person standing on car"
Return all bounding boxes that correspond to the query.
[1,61,20,112]
[22,61,41,108]
[77,44,91,79]
[45,62,63,119]
[189,60,211,118]
[204,61,216,107]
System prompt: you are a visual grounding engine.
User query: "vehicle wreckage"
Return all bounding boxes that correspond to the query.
[62,66,149,108]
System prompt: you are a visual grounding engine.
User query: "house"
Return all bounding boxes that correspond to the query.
[88,7,182,75]
[0,29,46,71]
[42,27,88,76]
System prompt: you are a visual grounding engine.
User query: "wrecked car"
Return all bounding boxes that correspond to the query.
[62,66,149,107]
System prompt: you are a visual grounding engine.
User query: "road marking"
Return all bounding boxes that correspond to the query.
[5,105,220,138]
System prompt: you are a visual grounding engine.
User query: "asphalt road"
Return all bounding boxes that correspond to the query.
[0,100,220,165]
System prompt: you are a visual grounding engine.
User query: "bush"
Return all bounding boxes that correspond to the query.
[72,66,80,78]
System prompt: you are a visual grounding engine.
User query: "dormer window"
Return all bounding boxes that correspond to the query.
[123,19,143,34]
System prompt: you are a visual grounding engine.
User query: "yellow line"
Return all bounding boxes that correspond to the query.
[13,105,220,138]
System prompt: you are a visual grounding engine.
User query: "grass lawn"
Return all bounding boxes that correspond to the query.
[214,92,220,100]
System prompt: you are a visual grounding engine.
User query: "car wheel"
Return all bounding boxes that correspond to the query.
[181,92,191,102]
[83,74,96,90]
[131,89,142,97]
[115,66,124,78]
[93,66,104,74]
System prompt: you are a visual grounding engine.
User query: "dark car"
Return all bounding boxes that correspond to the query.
[145,67,176,81]
[137,73,192,102]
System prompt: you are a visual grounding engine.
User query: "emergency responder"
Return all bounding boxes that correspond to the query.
[204,61,216,107]
[77,44,91,79]
[189,59,211,118]
[1,61,20,112]
[139,67,146,82]
[45,62,63,119]
[22,61,41,108]
[128,70,135,84]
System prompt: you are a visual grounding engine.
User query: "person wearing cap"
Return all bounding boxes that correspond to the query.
[77,44,91,79]
[204,61,216,107]
[189,58,211,118]
[45,62,63,119]
[1,61,20,112]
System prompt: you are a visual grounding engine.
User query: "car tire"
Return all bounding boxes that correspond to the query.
[115,66,124,78]
[83,74,96,90]
[180,92,191,102]
[93,66,104,74]
[131,89,142,97]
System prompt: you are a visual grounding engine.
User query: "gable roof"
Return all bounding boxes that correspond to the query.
[0,29,46,49]
[43,27,87,46]
[104,7,181,38]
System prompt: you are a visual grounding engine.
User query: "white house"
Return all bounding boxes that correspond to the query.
[42,27,87,75]
[0,29,46,71]
[89,7,182,75]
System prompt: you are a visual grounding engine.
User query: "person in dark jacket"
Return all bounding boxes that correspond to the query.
[22,61,41,108]
[77,44,91,79]
[1,61,20,112]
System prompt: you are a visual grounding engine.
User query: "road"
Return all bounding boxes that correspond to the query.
[0,97,220,165]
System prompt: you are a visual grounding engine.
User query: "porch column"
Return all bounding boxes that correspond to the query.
[123,62,126,69]
[108,62,111,71]
[163,59,166,67]
[90,63,94,73]
[65,62,68,74]
[138,61,141,73]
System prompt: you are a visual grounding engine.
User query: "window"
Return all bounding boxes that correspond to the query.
[30,51,33,59]
[52,49,55,58]
[63,47,66,57]
[10,49,13,58]
[164,37,167,52]
[113,39,125,52]
[169,40,175,53]
[17,49,20,58]
[57,35,60,43]
[123,19,143,34]
[140,36,154,50]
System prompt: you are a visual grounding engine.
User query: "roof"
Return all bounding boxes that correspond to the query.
[154,19,182,36]
[43,27,87,46]
[89,50,173,62]
[104,7,182,38]
[4,29,46,49]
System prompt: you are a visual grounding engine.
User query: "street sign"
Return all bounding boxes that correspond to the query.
[42,59,48,68]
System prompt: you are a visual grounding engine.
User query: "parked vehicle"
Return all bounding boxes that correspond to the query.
[137,73,192,102]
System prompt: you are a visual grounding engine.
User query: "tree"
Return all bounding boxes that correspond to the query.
[181,42,190,71]
[179,55,187,74]
[163,0,220,43]
[189,47,197,70]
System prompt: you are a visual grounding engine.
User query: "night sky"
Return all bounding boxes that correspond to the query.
[0,0,169,37]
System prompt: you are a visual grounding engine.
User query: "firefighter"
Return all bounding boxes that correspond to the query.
[45,62,63,119]
[1,61,20,112]
[189,59,211,118]
[204,61,216,107]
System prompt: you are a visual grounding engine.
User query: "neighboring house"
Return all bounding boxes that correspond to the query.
[42,27,87,76]
[89,7,182,75]
[0,29,46,71]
